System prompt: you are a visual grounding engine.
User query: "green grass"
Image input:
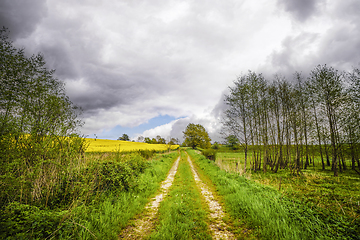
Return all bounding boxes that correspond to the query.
[149,151,212,240]
[216,149,360,219]
[189,151,257,239]
[188,149,360,240]
[70,152,180,239]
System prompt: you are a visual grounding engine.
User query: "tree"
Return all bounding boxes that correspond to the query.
[137,135,144,142]
[225,135,240,149]
[168,137,178,145]
[156,135,166,144]
[308,65,345,176]
[0,28,81,139]
[223,72,254,173]
[343,67,360,172]
[183,123,211,149]
[0,28,85,205]
[118,133,130,141]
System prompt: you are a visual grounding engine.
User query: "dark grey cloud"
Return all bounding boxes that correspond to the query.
[265,0,360,80]
[317,25,360,70]
[0,0,47,39]
[277,0,322,22]
[264,32,320,79]
[3,0,359,139]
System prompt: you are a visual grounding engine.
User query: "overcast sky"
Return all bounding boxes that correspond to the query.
[1,0,360,142]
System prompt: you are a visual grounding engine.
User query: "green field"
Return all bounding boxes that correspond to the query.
[215,147,360,221]
[190,148,360,239]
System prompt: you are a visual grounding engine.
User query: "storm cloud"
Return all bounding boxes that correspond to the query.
[277,0,323,22]
[1,0,359,141]
[0,0,48,38]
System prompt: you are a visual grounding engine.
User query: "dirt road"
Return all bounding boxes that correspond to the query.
[119,156,181,239]
[186,153,235,240]
[120,152,236,239]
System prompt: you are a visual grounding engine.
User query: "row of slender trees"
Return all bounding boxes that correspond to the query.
[223,65,360,176]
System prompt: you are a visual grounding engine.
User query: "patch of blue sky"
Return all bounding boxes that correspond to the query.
[96,115,178,140]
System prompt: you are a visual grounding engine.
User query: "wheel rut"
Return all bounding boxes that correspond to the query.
[186,153,235,240]
[119,156,180,239]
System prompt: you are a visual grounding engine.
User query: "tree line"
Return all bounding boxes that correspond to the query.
[117,133,179,145]
[223,65,360,176]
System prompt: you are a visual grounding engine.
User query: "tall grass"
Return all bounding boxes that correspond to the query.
[187,149,359,240]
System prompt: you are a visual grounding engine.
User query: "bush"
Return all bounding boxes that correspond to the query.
[85,153,148,192]
[0,202,73,239]
[138,149,156,159]
[201,149,217,161]
[211,142,220,149]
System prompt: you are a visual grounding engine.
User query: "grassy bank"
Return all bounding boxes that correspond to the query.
[1,151,179,239]
[149,150,212,239]
[188,149,359,239]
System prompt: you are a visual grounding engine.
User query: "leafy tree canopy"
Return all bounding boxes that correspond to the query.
[118,133,130,141]
[168,137,179,145]
[183,123,211,149]
[0,27,82,138]
[156,135,166,144]
[225,135,240,150]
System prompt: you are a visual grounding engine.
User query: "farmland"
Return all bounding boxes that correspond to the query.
[85,138,179,152]
[215,148,360,219]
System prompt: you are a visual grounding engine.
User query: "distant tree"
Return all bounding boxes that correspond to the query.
[137,135,144,142]
[183,123,211,149]
[156,135,166,144]
[225,135,240,150]
[118,133,130,141]
[211,142,220,149]
[144,137,151,143]
[168,137,178,145]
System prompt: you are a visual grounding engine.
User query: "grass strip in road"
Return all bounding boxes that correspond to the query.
[187,149,359,240]
[72,152,179,239]
[187,152,256,239]
[149,151,212,240]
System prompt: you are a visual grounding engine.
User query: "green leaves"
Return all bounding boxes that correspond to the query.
[183,123,211,149]
[0,28,85,214]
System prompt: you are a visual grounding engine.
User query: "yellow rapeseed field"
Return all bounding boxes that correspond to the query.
[85,138,179,152]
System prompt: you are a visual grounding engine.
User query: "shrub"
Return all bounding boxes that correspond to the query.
[87,154,148,192]
[0,202,72,239]
[138,149,156,159]
[201,149,217,161]
[211,142,220,149]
